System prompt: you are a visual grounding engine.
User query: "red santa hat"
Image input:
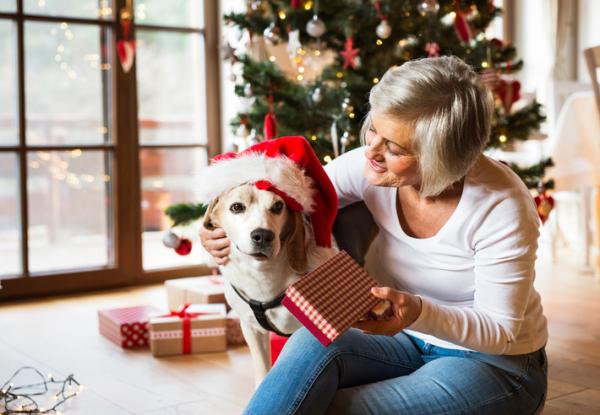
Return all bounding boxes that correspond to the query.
[197,136,338,248]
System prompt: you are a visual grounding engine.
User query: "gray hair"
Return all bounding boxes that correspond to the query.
[361,56,494,197]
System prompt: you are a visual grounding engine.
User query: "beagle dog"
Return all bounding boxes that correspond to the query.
[203,182,336,386]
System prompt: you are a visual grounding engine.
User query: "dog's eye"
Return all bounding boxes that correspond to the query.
[270,201,284,214]
[230,202,246,214]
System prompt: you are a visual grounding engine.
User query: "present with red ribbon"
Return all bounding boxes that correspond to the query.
[149,303,227,357]
[98,305,162,349]
[165,275,228,311]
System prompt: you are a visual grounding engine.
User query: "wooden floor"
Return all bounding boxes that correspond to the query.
[1,249,599,414]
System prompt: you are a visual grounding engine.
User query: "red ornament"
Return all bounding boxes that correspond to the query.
[117,40,136,73]
[454,8,472,43]
[490,38,503,48]
[534,191,555,224]
[494,79,521,112]
[291,0,301,9]
[425,42,440,57]
[340,37,360,70]
[175,238,193,255]
[264,92,277,140]
[373,1,386,20]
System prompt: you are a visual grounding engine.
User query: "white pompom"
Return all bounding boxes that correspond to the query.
[162,231,180,249]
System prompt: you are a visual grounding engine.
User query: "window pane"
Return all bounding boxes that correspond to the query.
[135,0,203,29]
[0,153,22,278]
[24,0,114,20]
[25,22,112,146]
[140,147,208,270]
[0,0,15,12]
[137,30,206,145]
[0,20,18,146]
[27,150,114,274]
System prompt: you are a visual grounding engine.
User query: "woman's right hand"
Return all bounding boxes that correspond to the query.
[199,227,230,265]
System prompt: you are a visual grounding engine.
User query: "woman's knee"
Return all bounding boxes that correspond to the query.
[277,327,325,362]
[279,327,360,362]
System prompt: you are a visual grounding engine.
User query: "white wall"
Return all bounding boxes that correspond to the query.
[512,0,555,99]
[578,0,600,82]
[219,0,245,153]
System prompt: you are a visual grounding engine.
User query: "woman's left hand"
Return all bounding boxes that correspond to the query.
[352,287,423,336]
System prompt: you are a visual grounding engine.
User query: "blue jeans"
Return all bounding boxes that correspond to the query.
[244,328,547,415]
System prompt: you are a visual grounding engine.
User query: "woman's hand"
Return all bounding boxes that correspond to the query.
[199,227,230,265]
[352,287,423,336]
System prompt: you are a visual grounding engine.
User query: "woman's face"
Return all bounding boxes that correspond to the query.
[363,112,420,188]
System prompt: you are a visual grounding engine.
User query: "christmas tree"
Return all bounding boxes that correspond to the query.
[164,0,553,251]
[225,0,546,170]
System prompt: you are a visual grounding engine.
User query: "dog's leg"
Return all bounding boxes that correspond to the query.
[240,321,271,387]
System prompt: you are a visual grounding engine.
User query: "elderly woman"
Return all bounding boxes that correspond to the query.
[201,56,548,414]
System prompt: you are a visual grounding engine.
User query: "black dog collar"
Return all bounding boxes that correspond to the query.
[230,284,291,337]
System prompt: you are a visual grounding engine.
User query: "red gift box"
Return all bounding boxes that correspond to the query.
[281,251,380,346]
[98,305,161,349]
[270,332,289,365]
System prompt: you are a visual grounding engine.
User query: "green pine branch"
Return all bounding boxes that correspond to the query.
[509,158,555,189]
[164,203,207,226]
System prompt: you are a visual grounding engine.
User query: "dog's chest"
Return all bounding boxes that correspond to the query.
[223,282,302,335]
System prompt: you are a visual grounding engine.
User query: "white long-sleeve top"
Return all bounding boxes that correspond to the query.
[324,146,548,355]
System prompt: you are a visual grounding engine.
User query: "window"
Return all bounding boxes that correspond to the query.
[0,0,220,298]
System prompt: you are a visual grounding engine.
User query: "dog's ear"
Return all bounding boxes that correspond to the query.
[286,210,308,274]
[203,197,221,230]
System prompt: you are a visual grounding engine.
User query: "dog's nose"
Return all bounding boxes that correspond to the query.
[251,228,275,246]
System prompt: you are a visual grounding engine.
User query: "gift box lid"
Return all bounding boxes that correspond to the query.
[164,275,224,294]
[150,303,227,325]
[98,305,162,324]
[281,250,380,346]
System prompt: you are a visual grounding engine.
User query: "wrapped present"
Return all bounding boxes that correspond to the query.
[149,304,227,357]
[226,310,246,346]
[98,305,161,349]
[281,250,381,347]
[270,332,289,365]
[165,275,227,311]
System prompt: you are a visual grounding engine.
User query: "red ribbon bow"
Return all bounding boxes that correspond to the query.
[164,304,201,354]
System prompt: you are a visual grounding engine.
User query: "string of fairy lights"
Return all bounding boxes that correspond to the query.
[0,367,82,415]
[29,151,111,190]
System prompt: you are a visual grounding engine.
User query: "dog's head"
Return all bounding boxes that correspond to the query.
[203,183,308,273]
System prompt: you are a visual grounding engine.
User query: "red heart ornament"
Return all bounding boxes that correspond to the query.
[494,79,521,112]
[117,39,136,74]
[534,192,555,224]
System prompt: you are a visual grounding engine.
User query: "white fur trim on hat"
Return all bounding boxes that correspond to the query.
[197,153,316,212]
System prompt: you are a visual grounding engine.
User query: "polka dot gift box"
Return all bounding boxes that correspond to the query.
[98,305,162,349]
